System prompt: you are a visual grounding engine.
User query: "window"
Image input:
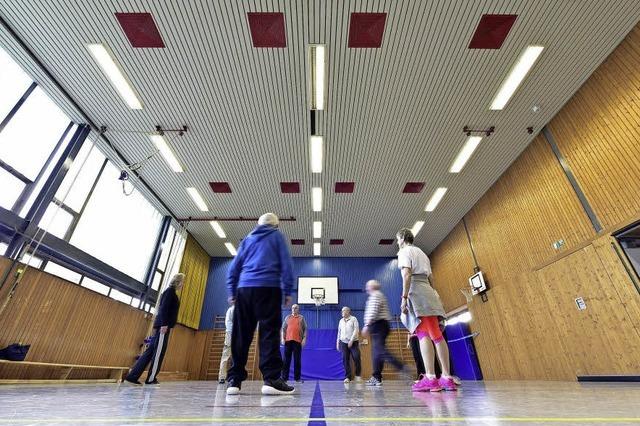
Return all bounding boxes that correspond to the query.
[151,270,163,291]
[0,242,7,256]
[109,289,133,305]
[0,87,71,181]
[37,202,74,239]
[0,167,24,210]
[19,124,77,217]
[54,141,105,213]
[69,161,163,280]
[162,230,186,291]
[0,46,32,122]
[157,225,176,272]
[81,277,110,296]
[20,252,43,269]
[44,262,81,283]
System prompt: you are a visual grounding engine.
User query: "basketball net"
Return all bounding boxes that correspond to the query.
[313,295,325,307]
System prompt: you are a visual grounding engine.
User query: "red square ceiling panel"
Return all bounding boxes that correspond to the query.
[247,12,286,48]
[291,239,305,245]
[469,14,517,49]
[335,182,355,193]
[348,13,387,48]
[379,239,394,245]
[280,182,300,193]
[330,239,344,245]
[115,13,165,48]
[403,182,425,193]
[209,182,232,193]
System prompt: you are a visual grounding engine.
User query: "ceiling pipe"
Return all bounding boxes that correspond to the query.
[178,216,297,223]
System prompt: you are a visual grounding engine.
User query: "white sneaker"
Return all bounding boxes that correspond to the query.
[355,376,362,382]
[343,378,351,383]
[226,386,240,395]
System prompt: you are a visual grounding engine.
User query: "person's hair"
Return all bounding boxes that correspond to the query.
[292,304,299,309]
[342,306,351,312]
[258,212,279,227]
[396,228,414,244]
[366,279,381,290]
[169,273,185,287]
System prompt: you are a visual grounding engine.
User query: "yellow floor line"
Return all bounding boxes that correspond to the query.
[3,417,640,424]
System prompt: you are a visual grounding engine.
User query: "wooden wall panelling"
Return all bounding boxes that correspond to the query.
[430,221,477,312]
[463,135,595,289]
[592,235,640,337]
[548,25,640,229]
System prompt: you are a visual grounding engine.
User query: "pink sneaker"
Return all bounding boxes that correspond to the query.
[439,376,457,391]
[412,376,442,392]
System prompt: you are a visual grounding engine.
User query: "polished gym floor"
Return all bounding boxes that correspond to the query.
[0,380,639,425]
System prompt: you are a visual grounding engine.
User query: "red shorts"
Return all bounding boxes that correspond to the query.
[415,316,444,343]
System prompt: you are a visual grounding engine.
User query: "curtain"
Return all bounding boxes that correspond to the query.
[177,235,210,329]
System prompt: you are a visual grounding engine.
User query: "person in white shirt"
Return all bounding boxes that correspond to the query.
[218,304,234,384]
[336,306,362,383]
[396,228,456,393]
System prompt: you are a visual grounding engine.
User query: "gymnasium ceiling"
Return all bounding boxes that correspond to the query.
[1,1,639,257]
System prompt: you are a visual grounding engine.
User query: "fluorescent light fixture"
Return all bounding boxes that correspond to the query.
[310,45,325,110]
[86,43,142,109]
[450,136,482,173]
[312,187,322,212]
[313,242,321,256]
[425,187,447,212]
[186,187,208,211]
[490,45,544,110]
[310,135,323,173]
[313,221,322,239]
[225,242,237,256]
[210,221,226,238]
[411,221,425,236]
[150,134,183,173]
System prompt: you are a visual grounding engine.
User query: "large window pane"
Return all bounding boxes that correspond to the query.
[0,87,70,181]
[20,252,43,269]
[109,289,132,305]
[70,162,163,280]
[38,202,74,239]
[0,242,7,256]
[157,225,176,272]
[55,141,105,212]
[44,262,81,283]
[81,277,109,296]
[0,167,25,210]
[151,270,163,291]
[0,46,32,122]
[162,230,186,292]
[20,124,77,217]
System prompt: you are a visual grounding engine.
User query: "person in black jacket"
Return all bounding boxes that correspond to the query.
[125,273,184,385]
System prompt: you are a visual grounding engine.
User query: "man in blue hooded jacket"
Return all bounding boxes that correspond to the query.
[225,213,295,396]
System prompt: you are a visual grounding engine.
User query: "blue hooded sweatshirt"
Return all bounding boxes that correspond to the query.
[226,225,294,298]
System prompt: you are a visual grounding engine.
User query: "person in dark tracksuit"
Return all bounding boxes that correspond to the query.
[226,213,295,396]
[124,273,183,385]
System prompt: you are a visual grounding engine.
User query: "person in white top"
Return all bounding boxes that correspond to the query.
[336,307,362,383]
[218,304,234,384]
[396,228,456,393]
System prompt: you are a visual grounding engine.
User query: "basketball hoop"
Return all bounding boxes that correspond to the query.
[460,287,473,304]
[312,294,325,307]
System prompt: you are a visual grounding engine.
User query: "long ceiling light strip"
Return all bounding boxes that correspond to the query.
[225,242,237,256]
[425,187,448,212]
[150,134,184,173]
[490,45,544,110]
[450,136,482,173]
[313,242,321,256]
[186,187,208,211]
[210,221,226,238]
[310,135,323,173]
[86,43,142,110]
[313,221,322,239]
[312,187,322,212]
[310,45,326,110]
[411,221,425,236]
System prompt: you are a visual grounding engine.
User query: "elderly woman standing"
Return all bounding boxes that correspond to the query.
[396,228,456,392]
[125,273,184,385]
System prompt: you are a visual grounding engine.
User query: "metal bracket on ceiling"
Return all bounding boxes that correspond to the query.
[155,125,188,136]
[177,216,297,223]
[463,125,495,137]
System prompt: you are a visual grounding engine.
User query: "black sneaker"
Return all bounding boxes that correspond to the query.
[218,378,226,384]
[124,378,142,385]
[261,378,295,395]
[145,379,159,385]
[295,379,304,384]
[227,379,241,395]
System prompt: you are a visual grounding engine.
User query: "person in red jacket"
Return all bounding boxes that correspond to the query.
[125,273,183,385]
